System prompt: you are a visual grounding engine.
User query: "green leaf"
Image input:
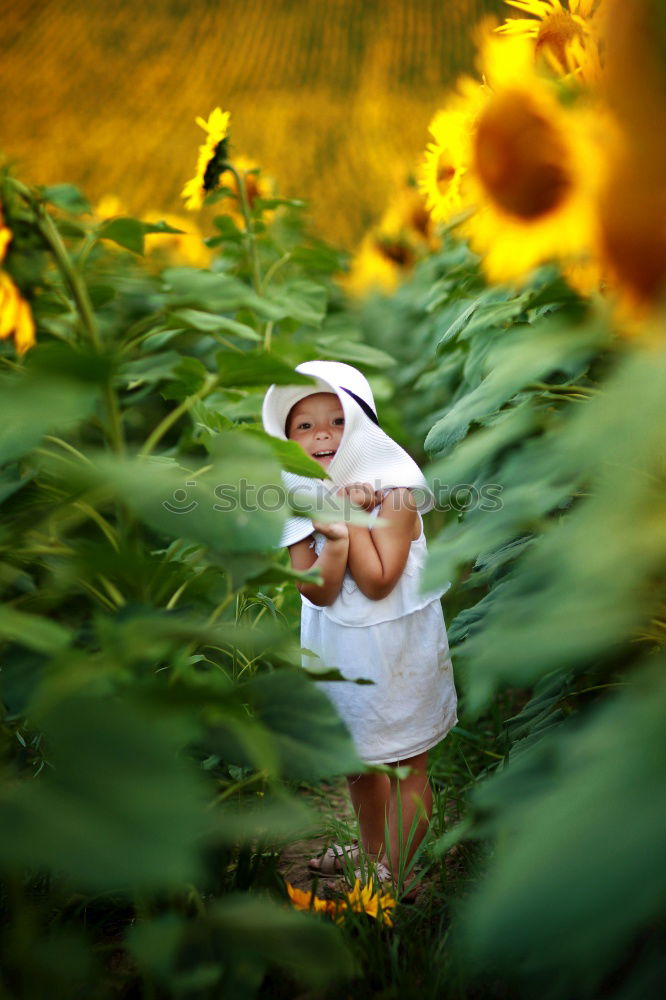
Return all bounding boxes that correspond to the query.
[87,283,116,308]
[141,219,185,235]
[26,340,116,384]
[424,320,604,457]
[254,196,306,210]
[208,792,316,844]
[0,695,208,889]
[215,351,314,388]
[244,429,326,478]
[312,338,397,369]
[0,606,72,653]
[0,373,98,464]
[290,243,347,274]
[239,669,364,780]
[117,351,184,388]
[209,894,355,991]
[41,183,91,215]
[267,279,327,327]
[97,216,146,254]
[435,289,511,351]
[40,431,287,554]
[162,267,288,321]
[461,664,666,996]
[212,215,243,241]
[128,894,354,996]
[161,356,209,399]
[170,308,260,341]
[0,466,32,505]
[446,343,666,709]
[426,401,538,485]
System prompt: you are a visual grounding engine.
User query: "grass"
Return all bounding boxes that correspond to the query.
[268,688,520,1000]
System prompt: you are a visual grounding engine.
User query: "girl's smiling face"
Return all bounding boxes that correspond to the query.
[287,392,345,469]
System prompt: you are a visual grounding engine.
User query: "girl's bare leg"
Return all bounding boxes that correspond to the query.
[309,771,389,871]
[347,771,390,859]
[384,751,432,875]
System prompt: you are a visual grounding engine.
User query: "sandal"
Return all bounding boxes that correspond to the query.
[352,862,419,902]
[352,860,393,888]
[308,841,360,877]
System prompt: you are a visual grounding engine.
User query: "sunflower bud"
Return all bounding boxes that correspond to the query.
[599,0,666,306]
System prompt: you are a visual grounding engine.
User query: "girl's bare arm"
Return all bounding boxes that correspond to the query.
[345,488,418,601]
[288,521,349,607]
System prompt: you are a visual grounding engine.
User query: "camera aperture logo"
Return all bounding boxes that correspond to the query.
[162,481,199,514]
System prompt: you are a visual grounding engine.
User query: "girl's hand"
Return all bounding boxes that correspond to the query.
[312,520,349,541]
[338,482,379,512]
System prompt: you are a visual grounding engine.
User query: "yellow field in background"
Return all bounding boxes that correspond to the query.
[1,0,496,248]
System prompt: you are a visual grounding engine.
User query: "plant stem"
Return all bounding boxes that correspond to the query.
[34,199,101,350]
[12,179,126,454]
[139,372,219,457]
[264,251,292,287]
[226,164,276,350]
[227,164,262,296]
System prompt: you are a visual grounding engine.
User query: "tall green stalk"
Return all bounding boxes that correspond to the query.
[225,164,275,350]
[10,179,125,455]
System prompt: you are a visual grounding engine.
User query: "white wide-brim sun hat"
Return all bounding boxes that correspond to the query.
[262,360,434,546]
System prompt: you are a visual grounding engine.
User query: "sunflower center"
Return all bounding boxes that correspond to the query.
[203,138,230,193]
[410,202,431,239]
[535,11,584,67]
[436,155,456,194]
[376,238,414,269]
[474,91,572,220]
[243,172,260,208]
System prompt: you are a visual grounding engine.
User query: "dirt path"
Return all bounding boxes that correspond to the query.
[278,779,355,893]
[277,778,438,903]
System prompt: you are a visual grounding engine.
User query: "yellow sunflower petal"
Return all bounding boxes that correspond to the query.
[0,271,20,339]
[13,296,36,354]
[418,78,488,223]
[0,272,36,353]
[342,232,405,299]
[182,108,231,212]
[505,0,559,13]
[181,176,204,212]
[286,884,315,911]
[0,225,12,262]
[461,33,607,284]
[143,211,211,269]
[195,107,230,144]
[497,0,600,75]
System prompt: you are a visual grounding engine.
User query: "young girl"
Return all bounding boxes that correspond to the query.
[262,361,457,888]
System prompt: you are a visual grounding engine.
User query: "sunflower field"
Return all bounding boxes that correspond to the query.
[1,1,666,998]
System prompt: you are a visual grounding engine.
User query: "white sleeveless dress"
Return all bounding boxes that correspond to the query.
[300,506,458,765]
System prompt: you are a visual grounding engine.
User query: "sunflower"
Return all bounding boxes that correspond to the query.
[596,1,666,318]
[496,0,602,76]
[94,194,127,220]
[460,32,605,285]
[379,179,441,254]
[0,208,12,262]
[143,210,211,269]
[0,271,36,354]
[342,230,411,299]
[181,107,231,212]
[337,878,396,927]
[219,155,276,226]
[286,883,336,916]
[418,79,488,224]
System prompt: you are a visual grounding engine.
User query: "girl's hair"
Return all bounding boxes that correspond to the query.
[285,391,340,437]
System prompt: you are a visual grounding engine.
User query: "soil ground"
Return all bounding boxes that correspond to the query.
[278,779,355,894]
[277,779,436,903]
